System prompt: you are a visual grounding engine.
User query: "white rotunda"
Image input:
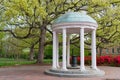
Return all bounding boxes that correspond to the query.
[45,11,105,77]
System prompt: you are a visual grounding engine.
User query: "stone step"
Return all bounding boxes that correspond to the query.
[45,68,105,77]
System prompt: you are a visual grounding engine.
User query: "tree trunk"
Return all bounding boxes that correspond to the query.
[29,45,34,61]
[0,42,2,57]
[99,48,102,56]
[37,24,46,63]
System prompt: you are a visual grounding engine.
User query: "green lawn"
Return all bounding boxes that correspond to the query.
[0,58,53,67]
[0,58,36,67]
[43,59,52,64]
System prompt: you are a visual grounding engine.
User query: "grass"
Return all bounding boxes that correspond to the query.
[0,58,53,67]
[43,59,52,64]
[0,58,36,67]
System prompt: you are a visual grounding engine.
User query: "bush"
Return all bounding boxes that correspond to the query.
[97,55,120,66]
[85,56,91,65]
[114,56,120,66]
[70,55,120,67]
[19,53,29,59]
[97,56,113,65]
[70,56,91,65]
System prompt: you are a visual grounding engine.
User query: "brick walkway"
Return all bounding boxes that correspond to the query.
[0,65,120,80]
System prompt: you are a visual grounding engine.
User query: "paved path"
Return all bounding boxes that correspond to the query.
[0,65,120,80]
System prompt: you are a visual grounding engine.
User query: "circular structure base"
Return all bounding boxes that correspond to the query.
[45,67,105,77]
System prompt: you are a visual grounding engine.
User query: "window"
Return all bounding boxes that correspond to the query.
[100,48,102,54]
[112,48,114,54]
[106,49,109,54]
[117,48,120,53]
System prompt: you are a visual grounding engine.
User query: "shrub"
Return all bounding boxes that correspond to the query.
[70,56,91,65]
[70,55,120,67]
[97,56,113,65]
[85,56,91,65]
[114,56,120,66]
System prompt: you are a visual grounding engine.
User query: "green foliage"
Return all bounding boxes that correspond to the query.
[0,0,120,61]
[70,45,90,56]
[44,45,52,59]
[70,45,80,56]
[19,53,29,59]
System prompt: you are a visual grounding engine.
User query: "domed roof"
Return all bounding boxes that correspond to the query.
[53,11,97,24]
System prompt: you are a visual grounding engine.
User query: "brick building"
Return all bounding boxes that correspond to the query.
[97,46,120,55]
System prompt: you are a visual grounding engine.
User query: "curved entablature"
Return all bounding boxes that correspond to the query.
[52,11,98,33]
[52,22,97,31]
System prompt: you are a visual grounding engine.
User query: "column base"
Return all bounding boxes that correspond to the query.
[57,65,60,68]
[52,67,57,70]
[45,67,105,77]
[91,66,98,70]
[62,67,67,71]
[67,64,71,67]
[80,66,86,71]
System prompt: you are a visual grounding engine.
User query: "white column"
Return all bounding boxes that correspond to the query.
[62,28,67,70]
[52,31,57,69]
[91,29,97,70]
[80,28,85,71]
[56,33,60,68]
[67,35,71,67]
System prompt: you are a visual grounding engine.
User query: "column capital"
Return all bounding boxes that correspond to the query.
[92,28,97,31]
[80,27,84,29]
[63,28,66,30]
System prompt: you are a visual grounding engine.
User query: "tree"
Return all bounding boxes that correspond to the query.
[0,0,87,63]
[0,0,120,63]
